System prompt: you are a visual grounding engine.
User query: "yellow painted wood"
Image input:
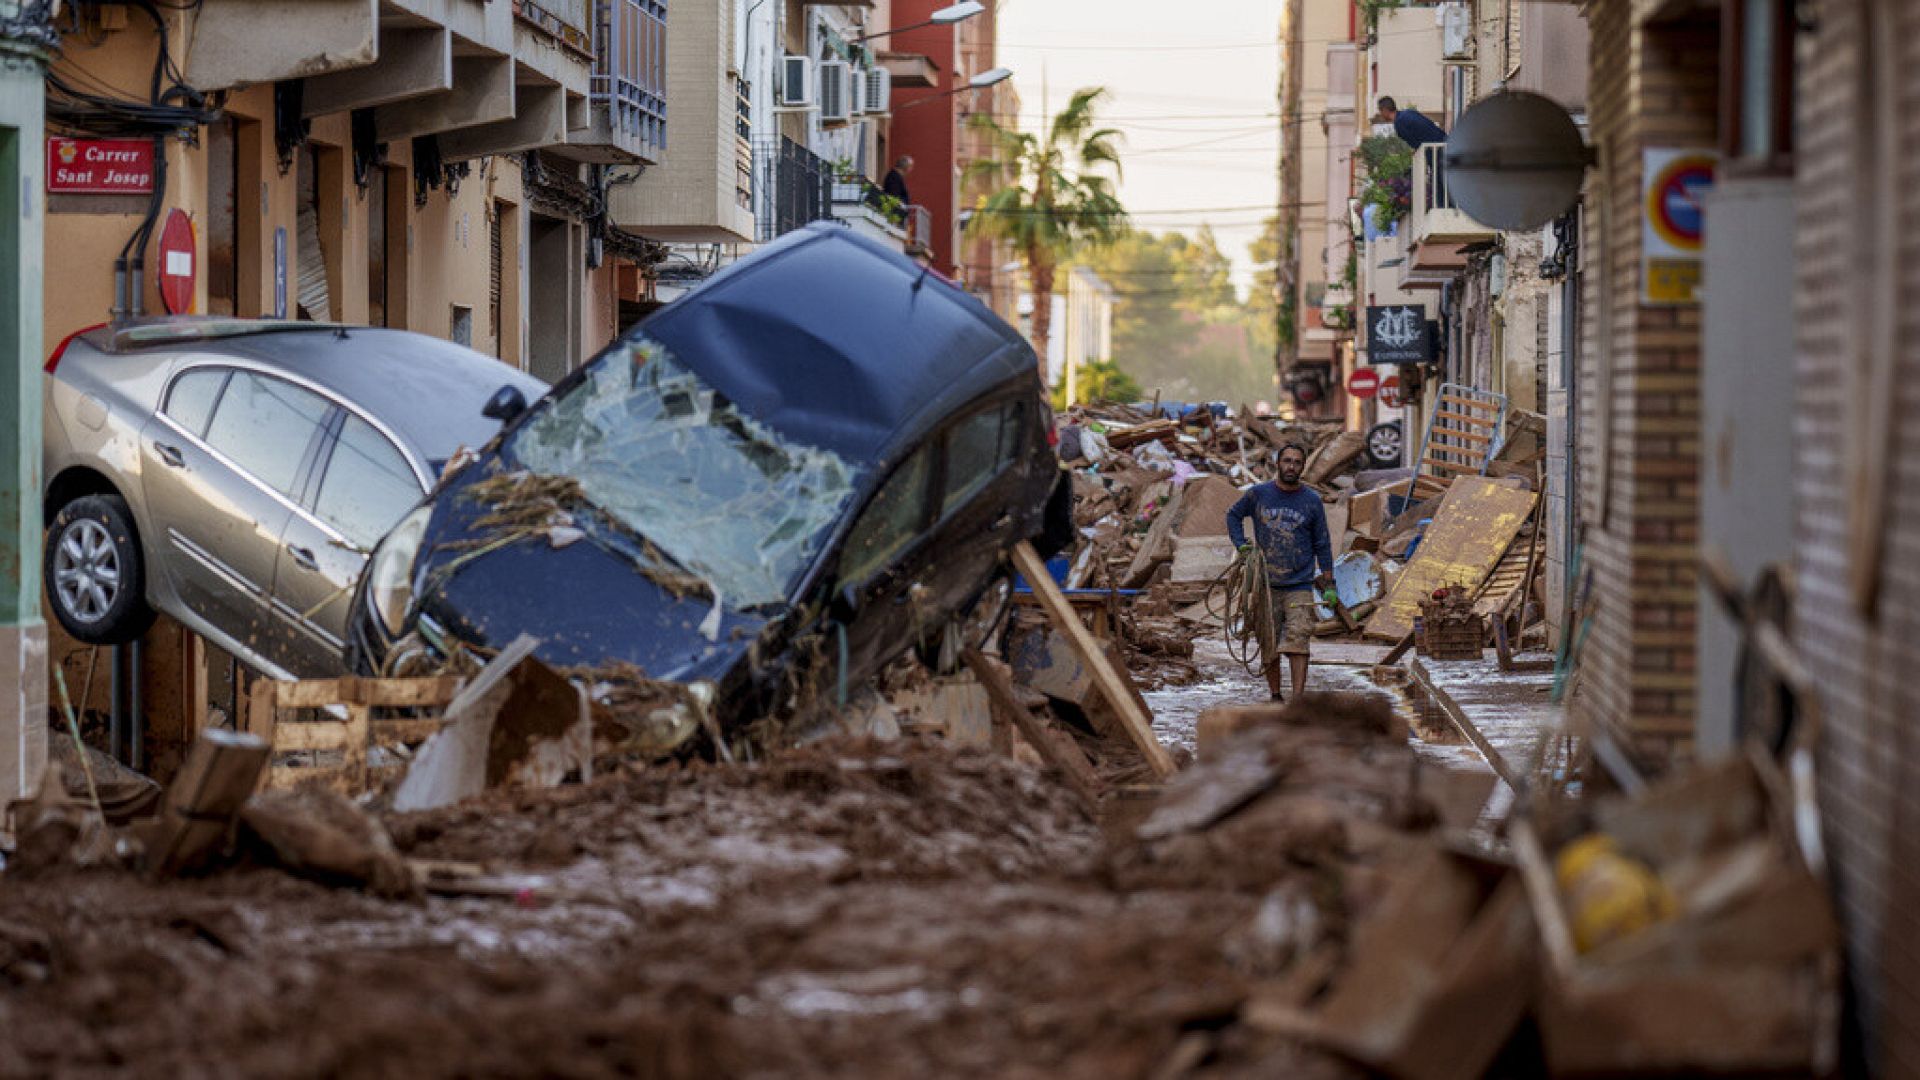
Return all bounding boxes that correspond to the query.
[1366,476,1538,641]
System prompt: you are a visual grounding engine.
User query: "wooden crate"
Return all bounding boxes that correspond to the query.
[244,675,465,794]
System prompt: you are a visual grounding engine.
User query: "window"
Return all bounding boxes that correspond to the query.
[315,416,421,549]
[204,372,330,495]
[839,448,933,587]
[1721,0,1795,170]
[451,304,474,348]
[165,369,228,438]
[940,399,1027,515]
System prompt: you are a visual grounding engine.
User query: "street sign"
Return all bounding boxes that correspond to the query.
[1348,367,1380,399]
[1379,373,1404,408]
[45,138,154,195]
[158,209,195,315]
[1642,148,1716,305]
[1366,304,1433,365]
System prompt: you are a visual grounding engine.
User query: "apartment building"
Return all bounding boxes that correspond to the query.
[1275,0,1351,418]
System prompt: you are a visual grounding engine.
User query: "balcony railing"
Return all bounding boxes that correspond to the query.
[1410,142,1494,247]
[753,136,834,243]
[902,204,932,256]
[591,0,667,161]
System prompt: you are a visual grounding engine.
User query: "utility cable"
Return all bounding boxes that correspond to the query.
[1207,543,1276,678]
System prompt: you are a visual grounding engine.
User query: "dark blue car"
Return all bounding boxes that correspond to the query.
[347,224,1070,729]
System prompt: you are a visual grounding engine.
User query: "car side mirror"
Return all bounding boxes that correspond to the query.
[482,385,528,423]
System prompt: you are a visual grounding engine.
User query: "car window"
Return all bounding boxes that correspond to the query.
[839,447,933,587]
[203,372,331,495]
[941,406,1004,514]
[314,415,421,550]
[940,399,1027,515]
[164,368,228,438]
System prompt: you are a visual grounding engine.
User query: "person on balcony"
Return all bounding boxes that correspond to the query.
[883,155,914,207]
[1376,97,1447,148]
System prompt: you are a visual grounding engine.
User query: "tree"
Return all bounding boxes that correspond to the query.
[1054,359,1142,410]
[965,87,1128,367]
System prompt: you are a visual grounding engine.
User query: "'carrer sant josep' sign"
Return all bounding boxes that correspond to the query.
[1366,304,1433,366]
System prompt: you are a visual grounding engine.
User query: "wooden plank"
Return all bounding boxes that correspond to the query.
[1380,630,1417,666]
[246,678,280,739]
[266,763,358,795]
[1434,410,1500,428]
[1012,541,1175,779]
[1419,456,1481,474]
[1434,428,1493,444]
[359,675,465,707]
[269,720,354,754]
[1366,476,1537,641]
[962,648,1103,808]
[1438,394,1501,413]
[370,717,450,744]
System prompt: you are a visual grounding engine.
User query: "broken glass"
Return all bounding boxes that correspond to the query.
[507,337,858,609]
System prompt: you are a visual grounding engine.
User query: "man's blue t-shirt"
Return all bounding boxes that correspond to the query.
[1226,482,1334,589]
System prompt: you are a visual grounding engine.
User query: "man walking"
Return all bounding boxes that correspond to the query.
[1226,444,1334,702]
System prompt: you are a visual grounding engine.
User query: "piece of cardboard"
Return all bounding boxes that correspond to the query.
[1170,535,1237,584]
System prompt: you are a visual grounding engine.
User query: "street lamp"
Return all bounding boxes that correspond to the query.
[854,1,986,43]
[896,66,1013,110]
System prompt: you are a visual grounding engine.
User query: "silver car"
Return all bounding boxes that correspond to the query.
[43,318,545,679]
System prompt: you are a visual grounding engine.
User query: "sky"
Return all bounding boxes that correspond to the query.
[992,0,1283,297]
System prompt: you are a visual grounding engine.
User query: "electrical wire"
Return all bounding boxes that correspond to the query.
[1207,544,1276,678]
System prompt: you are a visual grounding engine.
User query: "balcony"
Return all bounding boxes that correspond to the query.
[1409,142,1495,252]
[555,0,666,164]
[610,0,755,242]
[753,136,833,242]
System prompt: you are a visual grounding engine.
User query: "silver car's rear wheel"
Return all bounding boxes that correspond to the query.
[54,518,120,622]
[45,494,157,646]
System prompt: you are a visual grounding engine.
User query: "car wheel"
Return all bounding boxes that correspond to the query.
[1366,421,1404,469]
[46,494,157,646]
[918,574,1014,674]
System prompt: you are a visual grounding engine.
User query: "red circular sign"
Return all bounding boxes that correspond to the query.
[1379,373,1404,408]
[1347,367,1380,399]
[157,209,196,315]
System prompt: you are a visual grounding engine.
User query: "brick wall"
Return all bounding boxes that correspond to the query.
[1573,1,1715,762]
[1794,0,1920,1070]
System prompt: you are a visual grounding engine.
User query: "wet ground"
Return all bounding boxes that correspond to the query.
[1142,638,1392,755]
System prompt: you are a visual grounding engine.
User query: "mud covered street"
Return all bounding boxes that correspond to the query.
[0,707,1442,1079]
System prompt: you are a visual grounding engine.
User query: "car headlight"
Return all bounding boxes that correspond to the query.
[368,506,432,636]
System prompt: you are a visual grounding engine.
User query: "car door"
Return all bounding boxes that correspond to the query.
[830,443,936,681]
[139,366,329,662]
[270,412,427,676]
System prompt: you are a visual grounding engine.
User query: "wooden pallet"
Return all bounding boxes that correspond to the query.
[244,675,466,794]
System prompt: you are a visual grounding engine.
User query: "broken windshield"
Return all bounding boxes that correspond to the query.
[506,337,859,609]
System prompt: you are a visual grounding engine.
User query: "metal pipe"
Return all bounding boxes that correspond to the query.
[108,644,125,762]
[129,639,144,772]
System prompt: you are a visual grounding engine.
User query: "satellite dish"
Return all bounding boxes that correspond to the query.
[1444,91,1590,232]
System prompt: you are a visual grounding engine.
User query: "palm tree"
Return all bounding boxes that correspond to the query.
[964,87,1128,368]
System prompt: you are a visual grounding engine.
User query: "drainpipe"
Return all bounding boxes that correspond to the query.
[1,0,56,810]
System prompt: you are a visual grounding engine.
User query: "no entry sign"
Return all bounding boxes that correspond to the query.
[1347,367,1380,399]
[1379,373,1404,408]
[46,138,154,195]
[158,209,195,315]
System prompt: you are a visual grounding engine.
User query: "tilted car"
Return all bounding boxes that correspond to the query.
[348,223,1071,728]
[43,318,545,678]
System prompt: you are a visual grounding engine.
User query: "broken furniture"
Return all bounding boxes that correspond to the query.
[244,674,465,794]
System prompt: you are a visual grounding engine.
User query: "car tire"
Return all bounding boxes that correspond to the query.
[46,494,157,646]
[917,573,1014,674]
[1365,421,1404,469]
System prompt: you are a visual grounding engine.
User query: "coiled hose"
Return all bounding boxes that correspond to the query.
[1207,543,1276,677]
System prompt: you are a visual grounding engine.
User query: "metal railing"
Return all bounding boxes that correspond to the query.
[591,0,667,160]
[753,136,834,243]
[1416,142,1455,213]
[517,0,593,51]
[902,204,932,254]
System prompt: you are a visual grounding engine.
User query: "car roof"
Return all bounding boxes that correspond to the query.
[88,319,546,463]
[636,223,1039,466]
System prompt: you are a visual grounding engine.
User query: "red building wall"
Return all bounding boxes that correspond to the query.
[889,2,961,275]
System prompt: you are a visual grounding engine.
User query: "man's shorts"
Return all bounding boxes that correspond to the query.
[1269,586,1316,657]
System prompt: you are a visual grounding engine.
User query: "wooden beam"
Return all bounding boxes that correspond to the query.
[1410,657,1522,793]
[1012,541,1176,779]
[962,648,1103,809]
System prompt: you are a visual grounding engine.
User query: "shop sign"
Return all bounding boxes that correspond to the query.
[45,138,154,195]
[1642,148,1716,305]
[1367,304,1433,366]
[1348,367,1380,399]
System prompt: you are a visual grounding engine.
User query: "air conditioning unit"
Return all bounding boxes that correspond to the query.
[779,55,815,109]
[818,61,852,123]
[1441,4,1472,60]
[851,69,868,115]
[864,67,892,114]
